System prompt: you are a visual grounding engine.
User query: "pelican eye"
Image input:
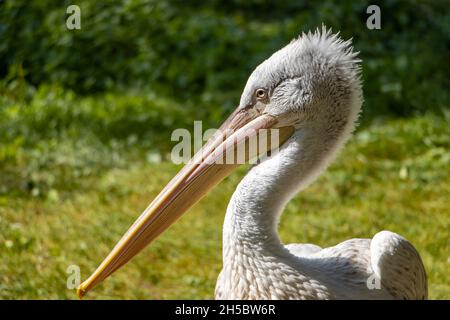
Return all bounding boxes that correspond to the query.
[255,88,267,99]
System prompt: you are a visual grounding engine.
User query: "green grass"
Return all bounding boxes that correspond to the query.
[0,113,449,299]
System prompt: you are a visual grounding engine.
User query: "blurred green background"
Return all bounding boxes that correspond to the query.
[0,0,448,299]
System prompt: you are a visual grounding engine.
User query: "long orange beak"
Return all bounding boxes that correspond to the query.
[77,106,294,298]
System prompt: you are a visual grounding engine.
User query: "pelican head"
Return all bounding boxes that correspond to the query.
[77,26,362,298]
[239,28,361,131]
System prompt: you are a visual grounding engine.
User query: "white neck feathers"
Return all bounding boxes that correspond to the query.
[222,91,361,258]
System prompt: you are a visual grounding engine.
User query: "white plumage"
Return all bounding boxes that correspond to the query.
[77,27,427,300]
[215,28,427,299]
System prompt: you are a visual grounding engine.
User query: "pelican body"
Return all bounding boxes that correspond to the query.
[77,28,427,300]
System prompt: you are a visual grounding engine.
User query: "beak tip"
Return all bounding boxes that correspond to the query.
[76,283,87,299]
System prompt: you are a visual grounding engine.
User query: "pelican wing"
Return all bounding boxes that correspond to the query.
[285,243,322,257]
[370,231,428,299]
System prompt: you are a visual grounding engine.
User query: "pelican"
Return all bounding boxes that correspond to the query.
[77,27,427,299]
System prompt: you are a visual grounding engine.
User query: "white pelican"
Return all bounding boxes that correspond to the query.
[77,27,427,300]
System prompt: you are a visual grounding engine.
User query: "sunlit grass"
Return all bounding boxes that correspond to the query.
[0,114,448,299]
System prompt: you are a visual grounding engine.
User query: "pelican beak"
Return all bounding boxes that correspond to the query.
[77,107,294,298]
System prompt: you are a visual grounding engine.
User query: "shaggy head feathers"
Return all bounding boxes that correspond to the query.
[239,26,363,130]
